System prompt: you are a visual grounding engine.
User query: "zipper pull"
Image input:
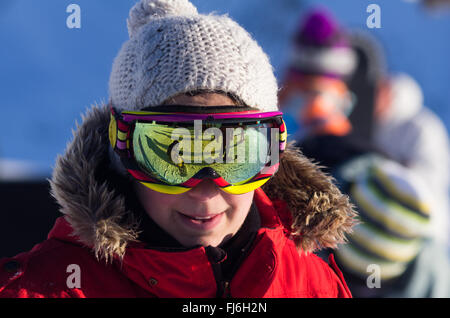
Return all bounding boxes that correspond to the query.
[222,281,231,298]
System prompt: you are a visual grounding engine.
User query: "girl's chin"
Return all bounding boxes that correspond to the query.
[175,230,233,249]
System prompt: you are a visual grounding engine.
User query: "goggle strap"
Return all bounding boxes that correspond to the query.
[128,168,162,184]
[109,106,132,158]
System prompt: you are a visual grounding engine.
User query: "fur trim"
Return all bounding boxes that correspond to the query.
[50,105,357,261]
[262,144,357,252]
[50,105,140,263]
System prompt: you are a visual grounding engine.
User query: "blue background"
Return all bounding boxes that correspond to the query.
[1,0,449,173]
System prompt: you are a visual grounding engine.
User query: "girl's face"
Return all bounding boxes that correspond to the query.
[134,93,255,248]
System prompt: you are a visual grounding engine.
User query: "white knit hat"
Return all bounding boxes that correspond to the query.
[108,0,279,112]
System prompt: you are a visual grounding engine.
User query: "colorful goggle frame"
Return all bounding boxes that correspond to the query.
[109,105,287,194]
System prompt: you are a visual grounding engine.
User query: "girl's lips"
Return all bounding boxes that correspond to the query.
[176,211,225,231]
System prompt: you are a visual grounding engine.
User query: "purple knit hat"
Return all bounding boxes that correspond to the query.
[290,7,357,78]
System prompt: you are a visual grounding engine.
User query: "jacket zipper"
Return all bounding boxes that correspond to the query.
[222,281,231,298]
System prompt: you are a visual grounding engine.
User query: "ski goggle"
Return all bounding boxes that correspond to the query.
[109,105,287,195]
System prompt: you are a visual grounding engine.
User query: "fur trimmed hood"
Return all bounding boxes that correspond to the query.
[50,105,356,261]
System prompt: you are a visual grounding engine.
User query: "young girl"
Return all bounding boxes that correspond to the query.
[0,0,356,298]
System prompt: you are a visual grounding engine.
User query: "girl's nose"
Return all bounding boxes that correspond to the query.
[186,178,221,201]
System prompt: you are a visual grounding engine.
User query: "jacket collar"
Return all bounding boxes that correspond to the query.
[49,105,356,262]
[47,188,285,297]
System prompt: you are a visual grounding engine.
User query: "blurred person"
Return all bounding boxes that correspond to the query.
[279,7,450,297]
[347,32,449,225]
[279,7,380,167]
[295,110,450,296]
[287,70,450,298]
[373,73,450,246]
[0,0,357,298]
[279,7,358,141]
[331,152,450,298]
[281,7,449,248]
[349,29,450,247]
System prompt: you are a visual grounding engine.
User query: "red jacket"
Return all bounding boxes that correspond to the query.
[0,189,351,298]
[0,106,355,298]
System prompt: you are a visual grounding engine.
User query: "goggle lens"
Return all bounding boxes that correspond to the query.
[132,121,278,185]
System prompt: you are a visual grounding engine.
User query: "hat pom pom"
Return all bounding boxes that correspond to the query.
[127,0,198,37]
[298,8,342,46]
